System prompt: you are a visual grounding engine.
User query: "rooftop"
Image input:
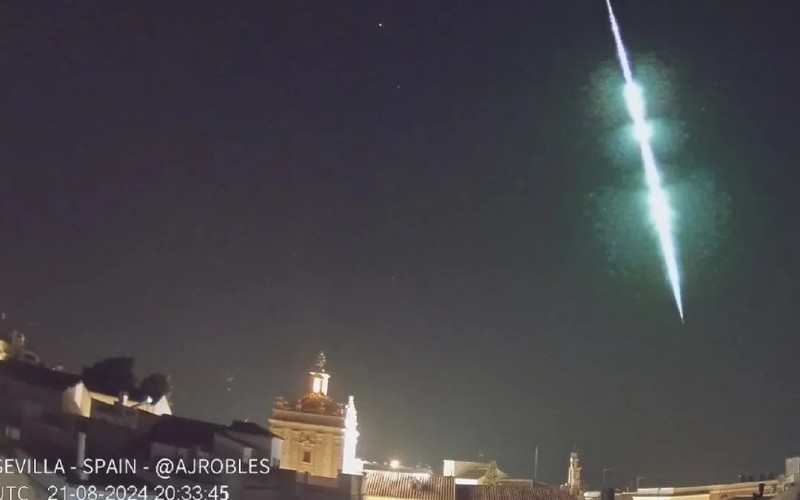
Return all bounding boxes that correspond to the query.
[228,420,281,439]
[635,480,781,496]
[363,470,455,500]
[0,359,82,391]
[149,415,284,450]
[83,381,153,403]
[149,415,226,449]
[456,485,576,500]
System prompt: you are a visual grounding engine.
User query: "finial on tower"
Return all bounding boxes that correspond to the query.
[314,351,327,372]
[566,449,583,496]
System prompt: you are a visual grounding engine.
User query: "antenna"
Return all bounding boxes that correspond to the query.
[534,446,539,481]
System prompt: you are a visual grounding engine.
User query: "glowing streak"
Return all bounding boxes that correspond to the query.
[604,0,684,321]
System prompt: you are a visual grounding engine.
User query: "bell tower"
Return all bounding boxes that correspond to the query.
[566,451,583,497]
[309,351,330,395]
[269,351,361,478]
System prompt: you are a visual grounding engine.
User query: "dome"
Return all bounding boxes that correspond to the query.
[298,392,342,415]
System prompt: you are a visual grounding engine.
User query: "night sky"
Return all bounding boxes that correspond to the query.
[1,0,799,489]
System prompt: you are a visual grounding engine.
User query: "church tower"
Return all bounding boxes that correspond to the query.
[565,451,583,497]
[269,351,361,478]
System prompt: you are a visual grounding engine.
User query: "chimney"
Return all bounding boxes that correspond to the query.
[119,392,129,406]
[76,432,88,481]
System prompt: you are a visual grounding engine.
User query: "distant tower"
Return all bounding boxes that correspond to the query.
[269,351,361,478]
[566,451,583,497]
[342,396,362,474]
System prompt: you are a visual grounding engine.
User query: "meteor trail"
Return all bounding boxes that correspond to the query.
[603,0,684,321]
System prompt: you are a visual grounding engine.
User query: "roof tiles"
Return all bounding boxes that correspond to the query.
[363,471,455,500]
[456,485,575,500]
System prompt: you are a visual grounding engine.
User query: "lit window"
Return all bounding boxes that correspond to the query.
[302,451,311,464]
